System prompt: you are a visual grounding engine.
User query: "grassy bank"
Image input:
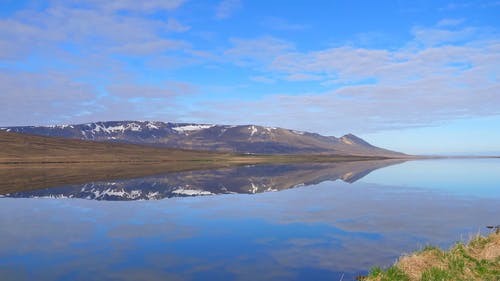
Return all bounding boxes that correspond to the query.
[362,231,500,281]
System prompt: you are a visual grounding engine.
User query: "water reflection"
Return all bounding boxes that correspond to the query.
[0,159,499,281]
[1,160,404,200]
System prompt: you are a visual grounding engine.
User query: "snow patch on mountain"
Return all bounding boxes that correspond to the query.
[47,124,75,129]
[172,124,214,133]
[85,187,164,200]
[249,125,258,136]
[341,138,354,145]
[82,122,151,134]
[172,188,213,196]
[146,122,160,130]
[105,125,126,132]
[249,182,258,193]
[292,130,305,135]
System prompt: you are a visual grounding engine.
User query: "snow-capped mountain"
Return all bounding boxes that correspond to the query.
[1,121,404,156]
[1,160,403,201]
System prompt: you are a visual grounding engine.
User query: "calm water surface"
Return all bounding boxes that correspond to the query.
[0,159,499,281]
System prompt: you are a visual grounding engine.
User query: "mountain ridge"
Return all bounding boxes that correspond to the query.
[1,120,405,157]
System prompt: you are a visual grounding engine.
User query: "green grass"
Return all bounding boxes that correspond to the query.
[368,266,383,278]
[362,232,500,281]
[417,245,440,253]
[420,267,453,281]
[381,266,410,281]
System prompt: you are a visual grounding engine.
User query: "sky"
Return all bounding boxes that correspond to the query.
[0,0,499,155]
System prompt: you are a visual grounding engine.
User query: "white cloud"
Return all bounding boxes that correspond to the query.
[411,26,476,46]
[0,1,198,126]
[191,73,500,135]
[166,18,191,33]
[0,2,192,60]
[109,39,188,55]
[225,36,294,66]
[436,18,465,27]
[270,47,390,83]
[249,76,275,84]
[63,0,187,13]
[440,2,473,10]
[284,73,323,81]
[0,70,98,126]
[106,82,198,99]
[193,25,500,135]
[215,0,242,19]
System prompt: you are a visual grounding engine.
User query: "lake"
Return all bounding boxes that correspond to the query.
[0,158,499,281]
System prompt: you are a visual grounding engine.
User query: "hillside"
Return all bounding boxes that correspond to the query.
[0,130,231,164]
[1,121,406,157]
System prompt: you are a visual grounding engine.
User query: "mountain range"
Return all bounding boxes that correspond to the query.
[1,121,405,156]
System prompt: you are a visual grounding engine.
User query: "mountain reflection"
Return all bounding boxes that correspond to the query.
[2,160,404,200]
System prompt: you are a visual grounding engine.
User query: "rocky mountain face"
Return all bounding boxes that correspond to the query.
[1,121,405,156]
[1,160,404,201]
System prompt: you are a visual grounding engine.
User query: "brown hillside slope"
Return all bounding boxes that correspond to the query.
[0,130,231,164]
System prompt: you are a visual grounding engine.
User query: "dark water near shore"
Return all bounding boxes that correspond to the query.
[0,159,499,281]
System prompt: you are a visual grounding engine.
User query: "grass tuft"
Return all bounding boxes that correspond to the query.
[420,267,453,281]
[362,231,500,281]
[381,266,410,281]
[368,266,382,277]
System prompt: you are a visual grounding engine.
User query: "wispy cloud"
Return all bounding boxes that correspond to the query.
[224,36,294,66]
[284,73,323,81]
[440,2,473,11]
[106,82,198,99]
[109,39,188,55]
[215,0,242,19]
[261,17,310,31]
[411,26,477,46]
[0,4,191,59]
[0,70,98,125]
[166,18,191,32]
[440,1,500,10]
[249,76,275,84]
[196,23,500,134]
[67,0,187,13]
[436,18,465,27]
[0,0,196,125]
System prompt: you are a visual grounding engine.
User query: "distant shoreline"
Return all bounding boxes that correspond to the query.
[407,155,500,159]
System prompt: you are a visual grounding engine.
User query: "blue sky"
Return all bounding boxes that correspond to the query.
[0,0,499,155]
